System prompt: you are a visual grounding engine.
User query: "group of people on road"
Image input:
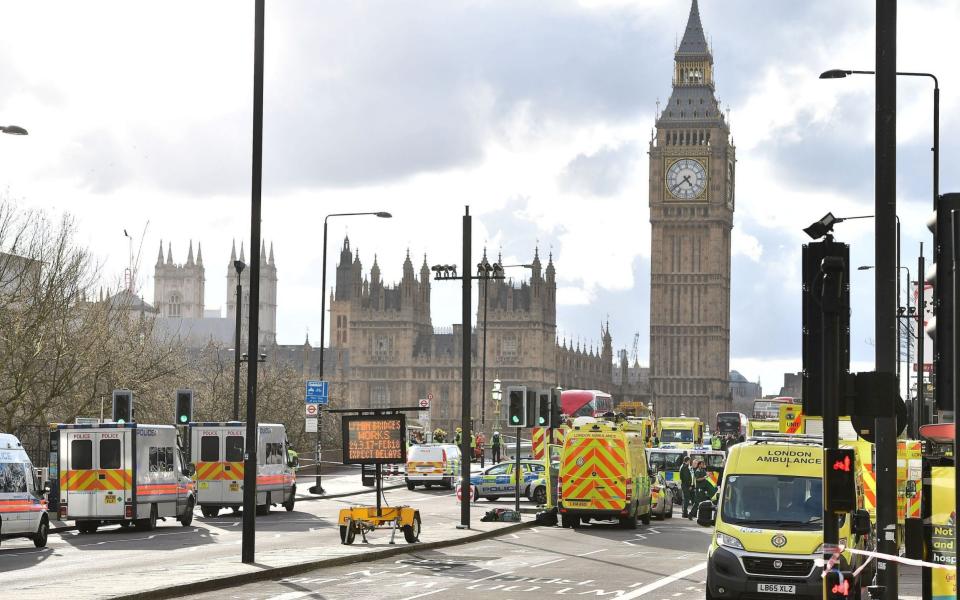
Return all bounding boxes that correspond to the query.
[710,433,742,452]
[678,455,717,520]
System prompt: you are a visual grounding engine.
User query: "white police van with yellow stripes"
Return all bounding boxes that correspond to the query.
[558,416,652,529]
[698,434,874,600]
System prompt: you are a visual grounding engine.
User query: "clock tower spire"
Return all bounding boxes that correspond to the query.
[648,0,735,423]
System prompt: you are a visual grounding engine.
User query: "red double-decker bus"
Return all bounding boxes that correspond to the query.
[561,389,614,418]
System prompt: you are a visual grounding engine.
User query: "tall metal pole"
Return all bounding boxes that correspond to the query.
[820,254,843,595]
[241,0,265,565]
[953,209,960,590]
[315,217,330,495]
[874,0,898,593]
[480,275,488,468]
[916,245,925,431]
[233,272,243,421]
[459,206,472,529]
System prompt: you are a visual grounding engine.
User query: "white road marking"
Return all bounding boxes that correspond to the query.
[611,562,707,599]
[400,589,448,600]
[529,558,565,568]
[577,548,608,557]
[264,592,318,600]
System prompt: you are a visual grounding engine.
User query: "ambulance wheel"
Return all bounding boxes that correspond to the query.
[201,506,219,518]
[532,486,547,505]
[137,506,157,531]
[640,508,651,525]
[406,480,416,490]
[403,513,421,543]
[180,498,195,527]
[561,514,580,529]
[33,516,49,548]
[444,477,454,490]
[619,509,638,529]
[425,483,433,489]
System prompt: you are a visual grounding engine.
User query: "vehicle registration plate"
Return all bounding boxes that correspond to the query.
[230,482,240,492]
[105,495,117,504]
[757,583,795,594]
[417,466,434,471]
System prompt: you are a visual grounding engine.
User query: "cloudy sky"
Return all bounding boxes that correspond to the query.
[0,0,957,393]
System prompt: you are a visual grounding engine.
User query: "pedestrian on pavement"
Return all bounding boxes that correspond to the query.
[679,455,694,519]
[491,431,502,463]
[455,427,462,446]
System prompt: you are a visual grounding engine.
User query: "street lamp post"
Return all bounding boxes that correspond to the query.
[314,211,392,496]
[820,69,939,210]
[232,260,246,421]
[491,379,502,438]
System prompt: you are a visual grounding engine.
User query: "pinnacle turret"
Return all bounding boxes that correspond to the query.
[157,241,164,267]
[166,242,173,265]
[196,242,203,265]
[186,240,194,265]
[230,239,237,262]
[677,0,709,57]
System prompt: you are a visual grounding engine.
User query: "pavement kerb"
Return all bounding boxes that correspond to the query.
[46,483,406,536]
[113,519,538,600]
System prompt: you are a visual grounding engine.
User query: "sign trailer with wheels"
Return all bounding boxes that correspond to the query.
[330,407,422,545]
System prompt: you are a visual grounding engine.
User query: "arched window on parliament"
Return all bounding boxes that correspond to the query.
[371,384,388,409]
[168,293,181,318]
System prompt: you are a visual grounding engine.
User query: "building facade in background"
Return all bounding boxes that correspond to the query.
[648,0,735,423]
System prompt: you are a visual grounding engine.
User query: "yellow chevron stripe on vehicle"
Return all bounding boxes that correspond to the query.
[561,436,627,510]
[195,461,222,481]
[532,428,546,460]
[221,461,244,481]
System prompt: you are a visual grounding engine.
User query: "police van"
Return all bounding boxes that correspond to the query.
[0,433,49,547]
[49,423,196,532]
[698,434,873,599]
[189,422,296,517]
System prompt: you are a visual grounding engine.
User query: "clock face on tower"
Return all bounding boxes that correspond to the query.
[665,158,707,200]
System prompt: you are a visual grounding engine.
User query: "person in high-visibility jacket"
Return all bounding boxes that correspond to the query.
[470,432,477,462]
[711,435,722,451]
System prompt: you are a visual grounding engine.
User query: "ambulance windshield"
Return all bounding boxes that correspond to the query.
[648,451,685,472]
[660,429,693,443]
[721,474,824,529]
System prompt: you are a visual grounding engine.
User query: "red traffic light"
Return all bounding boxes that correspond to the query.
[832,454,852,472]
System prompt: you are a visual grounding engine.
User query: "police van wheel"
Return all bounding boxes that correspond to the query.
[257,501,270,516]
[33,516,49,548]
[137,506,157,531]
[78,521,98,534]
[406,480,416,490]
[180,498,195,527]
[200,506,219,518]
[403,513,421,543]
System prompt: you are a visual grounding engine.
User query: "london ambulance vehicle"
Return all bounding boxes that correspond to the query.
[0,433,49,547]
[49,422,196,532]
[189,422,296,517]
[657,416,703,449]
[559,416,652,529]
[699,434,873,599]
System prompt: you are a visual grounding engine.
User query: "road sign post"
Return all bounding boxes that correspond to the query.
[306,380,330,495]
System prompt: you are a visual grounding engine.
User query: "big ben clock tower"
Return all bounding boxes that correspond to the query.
[649,0,734,423]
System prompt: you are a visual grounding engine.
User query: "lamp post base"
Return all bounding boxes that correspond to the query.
[309,485,326,495]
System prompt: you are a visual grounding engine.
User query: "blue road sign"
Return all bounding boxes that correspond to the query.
[306,380,329,405]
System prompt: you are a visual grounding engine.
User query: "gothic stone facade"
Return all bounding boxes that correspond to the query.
[648,0,734,423]
[327,237,617,435]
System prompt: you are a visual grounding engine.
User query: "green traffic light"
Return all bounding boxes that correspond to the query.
[117,419,125,425]
[179,415,188,423]
[511,416,519,423]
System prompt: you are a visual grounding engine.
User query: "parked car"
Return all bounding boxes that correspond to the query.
[405,444,461,490]
[651,471,675,519]
[459,460,544,502]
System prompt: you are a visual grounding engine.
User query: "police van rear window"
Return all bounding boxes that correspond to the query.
[72,439,93,470]
[100,439,121,469]
[225,436,244,462]
[200,436,219,462]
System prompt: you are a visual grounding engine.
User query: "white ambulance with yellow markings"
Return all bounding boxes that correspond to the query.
[698,434,874,600]
[189,422,296,517]
[558,416,652,529]
[50,422,196,532]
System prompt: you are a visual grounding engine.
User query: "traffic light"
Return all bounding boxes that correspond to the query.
[175,389,193,425]
[525,389,538,429]
[112,389,133,424]
[549,388,562,428]
[507,386,528,428]
[536,390,550,427]
[825,448,857,513]
[801,237,850,416]
[824,570,855,599]
[926,193,960,410]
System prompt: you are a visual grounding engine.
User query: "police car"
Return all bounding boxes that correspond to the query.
[460,460,544,502]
